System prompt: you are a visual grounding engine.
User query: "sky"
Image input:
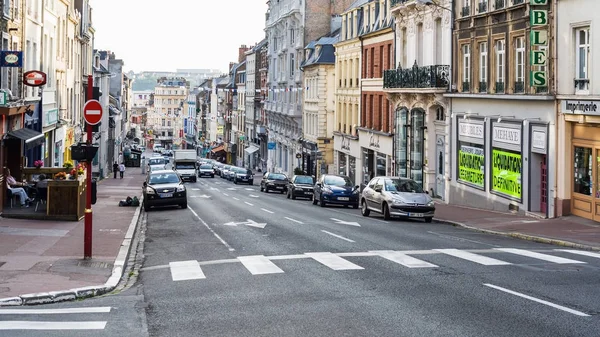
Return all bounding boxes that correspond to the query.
[90,0,268,73]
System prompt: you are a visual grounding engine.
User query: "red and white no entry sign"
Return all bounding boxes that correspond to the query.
[83,99,103,125]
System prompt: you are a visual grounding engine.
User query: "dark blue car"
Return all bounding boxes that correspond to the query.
[312,174,359,208]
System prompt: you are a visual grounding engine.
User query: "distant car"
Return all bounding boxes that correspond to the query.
[213,162,225,176]
[286,175,315,200]
[232,167,254,185]
[313,174,359,208]
[147,157,168,172]
[143,170,187,211]
[360,176,435,222]
[260,172,288,193]
[221,165,233,179]
[198,164,215,178]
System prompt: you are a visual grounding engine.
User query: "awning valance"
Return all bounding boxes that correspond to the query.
[7,128,45,149]
[244,146,259,155]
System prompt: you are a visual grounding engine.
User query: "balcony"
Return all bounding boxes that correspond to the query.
[462,82,471,92]
[575,78,590,91]
[479,81,488,93]
[494,0,505,9]
[514,81,525,93]
[495,81,505,93]
[461,6,470,17]
[478,1,488,13]
[383,63,450,90]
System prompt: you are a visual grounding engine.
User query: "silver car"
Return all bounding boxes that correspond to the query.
[360,176,435,222]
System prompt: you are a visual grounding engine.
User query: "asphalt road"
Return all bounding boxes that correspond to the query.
[3,173,599,336]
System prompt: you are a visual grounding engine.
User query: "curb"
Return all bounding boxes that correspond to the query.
[0,199,144,307]
[433,218,600,252]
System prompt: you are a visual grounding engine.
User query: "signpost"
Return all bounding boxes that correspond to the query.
[83,76,102,259]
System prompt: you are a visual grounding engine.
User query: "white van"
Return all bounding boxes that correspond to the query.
[153,144,164,153]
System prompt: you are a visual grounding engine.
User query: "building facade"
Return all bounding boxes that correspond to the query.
[446,0,555,216]
[556,0,599,221]
[153,77,188,150]
[359,0,394,186]
[243,40,266,170]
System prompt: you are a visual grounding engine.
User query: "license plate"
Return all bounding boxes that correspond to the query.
[305,192,312,195]
[409,213,424,217]
[159,193,173,198]
[338,197,349,201]
[276,186,283,189]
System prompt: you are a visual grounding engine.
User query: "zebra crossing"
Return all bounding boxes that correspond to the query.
[167,248,600,281]
[0,306,110,331]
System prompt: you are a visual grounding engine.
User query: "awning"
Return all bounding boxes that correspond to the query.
[7,128,45,148]
[210,145,225,153]
[244,146,259,155]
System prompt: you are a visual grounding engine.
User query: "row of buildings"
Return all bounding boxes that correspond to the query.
[0,0,135,213]
[185,0,600,223]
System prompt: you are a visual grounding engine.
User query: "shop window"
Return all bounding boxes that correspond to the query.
[349,156,356,184]
[573,146,592,196]
[338,152,347,176]
[458,142,485,189]
[395,108,408,177]
[376,153,386,177]
[410,110,425,187]
[491,148,522,200]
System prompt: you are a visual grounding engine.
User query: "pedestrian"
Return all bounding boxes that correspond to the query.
[113,162,118,179]
[5,168,32,207]
[119,163,125,179]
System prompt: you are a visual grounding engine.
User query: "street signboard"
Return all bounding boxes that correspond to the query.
[83,99,103,125]
[23,70,47,87]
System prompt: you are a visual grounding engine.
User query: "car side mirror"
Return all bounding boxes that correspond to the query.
[374,187,382,193]
[354,185,360,190]
[143,182,147,187]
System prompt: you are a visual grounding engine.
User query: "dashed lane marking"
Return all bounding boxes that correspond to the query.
[245,202,254,206]
[321,230,354,243]
[285,217,303,224]
[261,208,274,214]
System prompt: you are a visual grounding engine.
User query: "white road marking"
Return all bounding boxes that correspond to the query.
[249,194,259,198]
[494,248,586,264]
[483,283,590,317]
[191,188,200,191]
[306,252,364,270]
[0,321,107,330]
[261,208,274,214]
[0,307,111,315]
[372,250,438,268]
[285,217,303,224]
[555,249,600,259]
[210,187,219,191]
[223,193,229,197]
[238,255,284,275]
[435,249,512,266]
[321,230,355,243]
[233,197,240,201]
[245,188,254,191]
[188,207,235,251]
[245,202,254,206]
[427,231,501,247]
[327,208,389,224]
[169,260,206,281]
[330,218,361,227]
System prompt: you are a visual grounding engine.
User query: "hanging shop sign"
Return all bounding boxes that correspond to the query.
[0,51,23,67]
[24,70,47,87]
[492,149,522,199]
[530,0,549,87]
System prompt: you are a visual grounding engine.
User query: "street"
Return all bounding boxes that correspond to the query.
[2,175,599,336]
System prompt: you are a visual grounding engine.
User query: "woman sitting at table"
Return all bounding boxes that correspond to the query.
[5,168,32,207]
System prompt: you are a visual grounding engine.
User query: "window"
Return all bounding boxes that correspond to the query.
[515,36,525,93]
[495,39,505,93]
[478,0,488,13]
[290,53,295,77]
[479,42,488,92]
[3,0,10,17]
[575,27,590,92]
[290,26,295,45]
[462,44,471,92]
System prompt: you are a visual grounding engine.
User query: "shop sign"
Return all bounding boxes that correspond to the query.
[217,125,224,135]
[0,51,23,67]
[493,126,521,145]
[458,145,485,188]
[492,149,522,200]
[341,137,350,152]
[531,127,547,154]
[369,134,380,149]
[562,99,600,115]
[530,0,549,87]
[459,122,484,139]
[43,108,58,127]
[267,142,276,150]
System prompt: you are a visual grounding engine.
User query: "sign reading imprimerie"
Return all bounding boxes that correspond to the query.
[530,0,548,87]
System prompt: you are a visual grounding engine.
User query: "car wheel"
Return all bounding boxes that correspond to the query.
[181,202,187,209]
[382,203,391,220]
[361,199,370,216]
[425,217,433,223]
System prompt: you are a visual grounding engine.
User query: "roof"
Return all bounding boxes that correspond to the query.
[348,0,369,11]
[301,29,340,68]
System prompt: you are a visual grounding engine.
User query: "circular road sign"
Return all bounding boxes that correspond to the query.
[83,99,103,125]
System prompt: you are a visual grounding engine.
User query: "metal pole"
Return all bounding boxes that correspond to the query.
[84,75,93,259]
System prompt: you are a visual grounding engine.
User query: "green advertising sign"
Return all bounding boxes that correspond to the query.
[458,145,484,188]
[492,149,522,199]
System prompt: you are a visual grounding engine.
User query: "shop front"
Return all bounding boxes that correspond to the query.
[560,99,600,221]
[358,130,393,185]
[333,135,361,186]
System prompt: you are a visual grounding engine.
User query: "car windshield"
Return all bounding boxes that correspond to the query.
[269,173,286,180]
[200,165,213,169]
[234,168,248,174]
[175,163,195,169]
[386,179,423,193]
[148,173,180,185]
[324,175,352,187]
[295,176,314,184]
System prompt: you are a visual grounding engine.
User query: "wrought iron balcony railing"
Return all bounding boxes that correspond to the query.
[514,81,525,93]
[390,0,409,7]
[575,78,590,91]
[383,63,450,89]
[535,86,548,94]
[495,81,505,93]
[461,6,470,17]
[479,81,488,93]
[462,81,471,92]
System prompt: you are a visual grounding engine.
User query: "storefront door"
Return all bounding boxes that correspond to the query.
[572,145,600,221]
[436,135,445,199]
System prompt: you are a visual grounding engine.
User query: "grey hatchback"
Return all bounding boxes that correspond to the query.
[360,176,435,222]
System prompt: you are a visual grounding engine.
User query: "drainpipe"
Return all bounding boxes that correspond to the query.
[552,0,558,218]
[447,0,455,203]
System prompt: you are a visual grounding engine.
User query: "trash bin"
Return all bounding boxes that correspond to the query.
[91,179,97,205]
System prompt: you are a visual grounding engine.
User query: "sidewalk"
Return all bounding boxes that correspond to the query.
[0,171,145,306]
[434,202,600,250]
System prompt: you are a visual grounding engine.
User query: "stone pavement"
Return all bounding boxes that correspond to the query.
[0,170,145,306]
[434,202,600,250]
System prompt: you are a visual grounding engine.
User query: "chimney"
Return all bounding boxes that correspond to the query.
[239,45,250,62]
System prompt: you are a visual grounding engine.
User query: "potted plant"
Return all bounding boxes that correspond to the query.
[76,163,86,176]
[33,160,43,169]
[63,161,73,170]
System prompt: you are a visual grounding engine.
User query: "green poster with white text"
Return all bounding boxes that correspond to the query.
[492,149,522,199]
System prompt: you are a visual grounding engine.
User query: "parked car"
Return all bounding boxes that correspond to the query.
[260,172,289,193]
[221,165,233,179]
[286,175,315,200]
[198,164,215,178]
[313,174,359,208]
[142,170,187,211]
[360,176,435,222]
[233,167,254,185]
[213,162,225,176]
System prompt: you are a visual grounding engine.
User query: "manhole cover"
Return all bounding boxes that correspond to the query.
[77,261,111,269]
